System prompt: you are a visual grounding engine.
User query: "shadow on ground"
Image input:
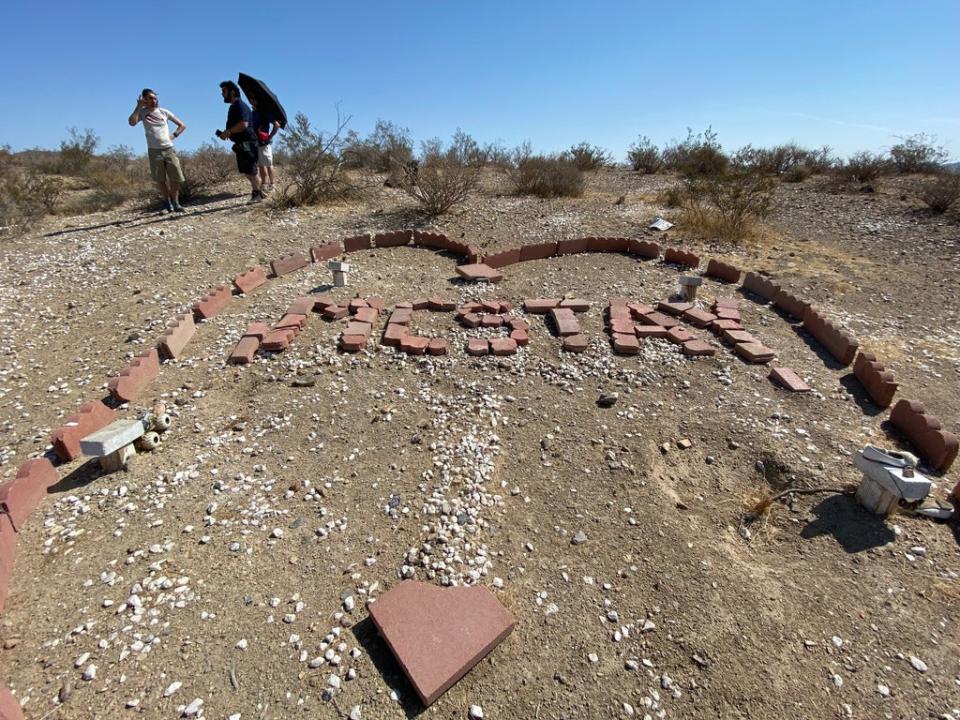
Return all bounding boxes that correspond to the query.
[839,373,884,417]
[800,493,895,552]
[351,616,424,718]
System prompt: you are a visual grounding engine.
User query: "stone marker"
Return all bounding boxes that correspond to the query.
[328,260,351,288]
[80,419,145,458]
[369,580,515,706]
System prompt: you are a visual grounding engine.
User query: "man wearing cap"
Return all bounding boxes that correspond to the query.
[128,88,187,213]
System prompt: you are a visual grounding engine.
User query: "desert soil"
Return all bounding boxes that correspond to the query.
[0,169,958,720]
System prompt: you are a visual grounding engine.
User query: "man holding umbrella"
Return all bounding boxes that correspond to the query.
[216,81,263,204]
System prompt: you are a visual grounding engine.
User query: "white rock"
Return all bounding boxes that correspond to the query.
[182,698,203,716]
[164,681,182,697]
[82,664,97,681]
[909,655,928,673]
[236,639,248,650]
[469,705,484,719]
[328,674,341,689]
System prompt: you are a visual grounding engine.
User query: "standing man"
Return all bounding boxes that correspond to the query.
[128,88,187,213]
[250,96,280,194]
[217,81,262,204]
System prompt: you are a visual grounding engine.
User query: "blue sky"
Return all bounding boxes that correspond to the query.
[5,1,959,160]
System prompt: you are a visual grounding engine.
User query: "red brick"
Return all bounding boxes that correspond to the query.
[228,335,260,364]
[354,307,378,324]
[559,299,590,312]
[640,312,679,329]
[109,348,160,403]
[0,683,25,720]
[508,318,529,332]
[773,289,810,321]
[243,322,271,341]
[461,313,482,328]
[556,237,589,255]
[480,300,501,314]
[627,303,655,318]
[705,258,741,284]
[456,264,503,282]
[276,313,308,330]
[497,301,513,313]
[607,299,630,309]
[348,299,369,312]
[286,296,315,316]
[715,308,741,322]
[664,248,700,267]
[524,298,560,313]
[262,328,299,352]
[609,317,635,335]
[741,271,779,301]
[587,236,630,253]
[612,333,640,355]
[722,329,757,345]
[802,305,858,366]
[735,342,775,364]
[232,265,267,294]
[339,334,367,353]
[51,400,116,462]
[310,241,343,263]
[428,297,456,312]
[373,229,413,248]
[270,252,309,277]
[344,321,372,337]
[769,367,811,392]
[657,301,693,316]
[157,313,196,360]
[628,239,661,259]
[666,326,696,344]
[608,306,631,323]
[481,315,504,328]
[890,399,959,472]
[343,234,372,252]
[193,284,232,320]
[713,298,740,310]
[550,308,579,336]
[322,305,349,321]
[682,308,718,328]
[562,334,589,353]
[366,297,386,312]
[369,580,515,706]
[428,338,449,356]
[412,230,452,250]
[510,329,529,346]
[465,245,480,264]
[0,513,16,613]
[853,351,898,408]
[1,458,57,531]
[519,241,558,262]
[410,298,430,310]
[389,308,413,325]
[400,336,430,355]
[710,320,743,337]
[466,339,489,356]
[312,295,335,312]
[490,338,518,356]
[482,248,522,268]
[381,323,409,347]
[635,325,669,339]
[682,340,716,357]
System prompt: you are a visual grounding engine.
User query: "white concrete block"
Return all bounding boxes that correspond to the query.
[80,419,145,457]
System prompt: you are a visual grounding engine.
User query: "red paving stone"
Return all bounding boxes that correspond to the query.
[508,318,529,332]
[634,325,669,339]
[735,342,776,364]
[381,324,409,347]
[682,308,717,328]
[276,313,308,330]
[666,326,696,344]
[322,305,349,321]
[344,321,372,337]
[682,340,716,357]
[609,317,635,335]
[192,284,232,320]
[509,329,529,346]
[228,336,261,364]
[109,349,160,403]
[411,298,430,310]
[1,458,58,531]
[890,399,959,472]
[562,334,589,352]
[466,339,490,356]
[354,307,379,324]
[480,301,501,314]
[559,299,590,312]
[461,313,482,328]
[480,315,504,328]
[657,301,693,316]
[339,334,367,353]
[523,298,560,313]
[0,683,25,720]
[853,351,898,408]
[51,400,116,461]
[348,299,370,312]
[612,333,640,354]
[270,252,309,277]
[310,242,343,263]
[390,308,413,325]
[722,329,757,345]
[232,265,267,294]
[400,336,430,355]
[343,234,372,252]
[490,338,518,356]
[366,297,386,312]
[262,328,299,352]
[427,338,449,356]
[550,308,580,336]
[428,297,456,312]
[713,298,740,310]
[715,308,741,321]
[455,263,503,282]
[287,296,316,316]
[640,312,679,329]
[369,580,515,706]
[769,367,811,392]
[710,319,744,335]
[0,513,16,613]
[608,305,631,322]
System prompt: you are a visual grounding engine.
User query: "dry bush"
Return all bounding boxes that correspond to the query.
[58,127,100,176]
[918,174,960,213]
[674,169,777,241]
[507,144,584,198]
[66,145,154,213]
[890,133,948,174]
[566,142,611,171]
[481,140,512,169]
[0,148,62,235]
[627,136,662,173]
[275,111,366,208]
[397,136,481,215]
[343,120,414,173]
[734,143,833,180]
[179,143,234,202]
[658,184,686,207]
[834,151,893,184]
[662,127,729,178]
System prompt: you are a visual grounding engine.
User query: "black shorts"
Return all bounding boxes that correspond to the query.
[232,141,259,175]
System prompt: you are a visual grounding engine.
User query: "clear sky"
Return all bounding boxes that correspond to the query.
[5,0,959,161]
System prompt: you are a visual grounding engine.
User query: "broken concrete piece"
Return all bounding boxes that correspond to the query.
[854,446,931,515]
[648,217,674,231]
[369,580,515,706]
[79,419,145,457]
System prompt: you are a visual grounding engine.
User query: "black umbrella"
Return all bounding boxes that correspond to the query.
[237,73,288,129]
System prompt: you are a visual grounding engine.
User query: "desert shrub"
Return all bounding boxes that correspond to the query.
[275,111,363,207]
[662,127,729,178]
[673,169,777,241]
[566,142,611,171]
[658,184,686,207]
[343,120,414,173]
[507,144,584,198]
[58,127,99,175]
[627,136,662,173]
[834,151,893,184]
[782,164,813,183]
[918,174,960,213]
[482,140,512,168]
[890,133,948,174]
[397,136,481,215]
[0,160,62,235]
[178,143,234,201]
[733,143,833,180]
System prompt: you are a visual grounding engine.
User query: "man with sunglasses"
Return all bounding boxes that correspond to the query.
[128,88,187,213]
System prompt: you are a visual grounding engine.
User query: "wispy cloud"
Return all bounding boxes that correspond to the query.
[774,111,902,135]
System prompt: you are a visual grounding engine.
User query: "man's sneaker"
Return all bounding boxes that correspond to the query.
[247,191,263,204]
[172,202,185,213]
[161,201,173,214]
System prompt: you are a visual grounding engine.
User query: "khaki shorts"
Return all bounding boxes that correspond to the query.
[258,143,273,167]
[148,147,185,184]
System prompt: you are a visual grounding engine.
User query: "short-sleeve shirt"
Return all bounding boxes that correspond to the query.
[137,107,176,150]
[251,109,276,145]
[226,99,257,143]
